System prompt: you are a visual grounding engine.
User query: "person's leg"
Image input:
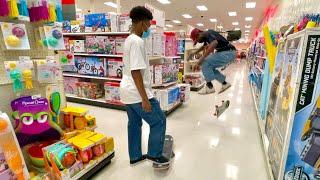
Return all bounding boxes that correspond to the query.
[125,104,145,163]
[129,98,168,164]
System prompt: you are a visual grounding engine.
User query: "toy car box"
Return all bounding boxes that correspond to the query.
[84,13,107,32]
[104,82,121,104]
[76,82,103,99]
[107,59,123,78]
[86,36,110,54]
[75,56,107,77]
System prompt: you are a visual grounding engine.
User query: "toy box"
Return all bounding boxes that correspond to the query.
[144,36,153,56]
[110,14,120,32]
[119,14,132,32]
[76,82,103,99]
[75,56,107,77]
[152,33,165,56]
[184,75,204,87]
[150,65,154,84]
[107,59,123,78]
[179,84,190,103]
[70,20,85,33]
[177,39,185,54]
[164,32,178,56]
[115,36,126,54]
[84,13,107,32]
[70,40,86,52]
[107,37,116,55]
[152,86,181,111]
[104,82,121,104]
[62,21,71,33]
[154,64,179,84]
[64,77,81,94]
[86,36,108,54]
[62,65,78,73]
[64,37,70,51]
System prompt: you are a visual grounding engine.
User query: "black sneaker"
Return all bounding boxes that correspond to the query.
[130,155,147,166]
[147,155,170,165]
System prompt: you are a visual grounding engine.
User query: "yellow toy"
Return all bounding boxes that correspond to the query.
[263,26,276,73]
[6,35,20,47]
[61,106,96,132]
[22,69,33,89]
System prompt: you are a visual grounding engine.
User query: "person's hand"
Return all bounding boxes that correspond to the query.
[187,52,195,61]
[142,99,152,112]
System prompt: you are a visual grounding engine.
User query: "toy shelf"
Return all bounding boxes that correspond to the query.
[63,73,121,82]
[185,72,201,75]
[73,53,123,58]
[152,81,178,88]
[65,94,126,111]
[249,82,274,180]
[190,82,205,91]
[71,151,115,180]
[164,102,182,116]
[63,32,130,36]
[147,56,181,61]
[256,56,267,59]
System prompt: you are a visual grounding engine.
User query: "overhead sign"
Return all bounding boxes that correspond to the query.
[145,3,165,28]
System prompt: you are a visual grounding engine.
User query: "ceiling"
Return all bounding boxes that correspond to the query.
[76,0,275,41]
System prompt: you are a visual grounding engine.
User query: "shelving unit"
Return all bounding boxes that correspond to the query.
[63,32,130,36]
[63,73,121,81]
[152,81,178,88]
[73,53,123,58]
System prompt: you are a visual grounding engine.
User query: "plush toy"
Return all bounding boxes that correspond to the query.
[45,143,64,165]
[14,97,64,147]
[54,147,77,170]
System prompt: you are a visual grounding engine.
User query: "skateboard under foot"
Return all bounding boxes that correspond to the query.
[153,135,174,169]
[214,100,230,118]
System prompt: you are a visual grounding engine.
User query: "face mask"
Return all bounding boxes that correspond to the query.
[142,22,151,38]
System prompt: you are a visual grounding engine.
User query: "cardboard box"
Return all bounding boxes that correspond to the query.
[115,36,126,54]
[84,13,107,32]
[76,82,103,99]
[119,14,132,32]
[144,36,153,56]
[152,33,164,56]
[110,14,119,32]
[107,59,123,78]
[86,36,110,54]
[64,77,81,94]
[75,56,107,77]
[70,40,86,53]
[70,20,85,33]
[154,64,179,84]
[150,65,154,84]
[104,82,121,104]
[152,86,181,111]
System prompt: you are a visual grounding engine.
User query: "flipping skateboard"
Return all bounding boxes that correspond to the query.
[214,100,230,118]
[153,135,174,169]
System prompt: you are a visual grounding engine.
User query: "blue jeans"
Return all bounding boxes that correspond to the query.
[125,98,166,161]
[201,50,236,83]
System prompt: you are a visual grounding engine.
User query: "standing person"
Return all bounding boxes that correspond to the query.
[120,6,169,166]
[188,28,236,94]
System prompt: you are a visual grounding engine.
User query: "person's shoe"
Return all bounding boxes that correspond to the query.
[219,83,231,93]
[130,155,147,166]
[198,86,216,95]
[147,155,170,165]
[171,151,175,159]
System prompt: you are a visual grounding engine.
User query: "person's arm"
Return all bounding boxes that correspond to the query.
[188,45,206,60]
[198,40,218,66]
[131,70,151,112]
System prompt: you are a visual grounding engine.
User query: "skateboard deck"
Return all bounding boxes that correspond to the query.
[153,135,174,169]
[214,100,230,118]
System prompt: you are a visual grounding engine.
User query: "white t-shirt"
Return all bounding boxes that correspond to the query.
[120,34,154,104]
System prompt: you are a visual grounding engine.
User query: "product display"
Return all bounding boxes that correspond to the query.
[75,56,107,77]
[43,25,65,50]
[84,13,107,32]
[0,23,30,49]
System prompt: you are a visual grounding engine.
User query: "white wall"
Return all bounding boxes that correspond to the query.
[268,0,320,30]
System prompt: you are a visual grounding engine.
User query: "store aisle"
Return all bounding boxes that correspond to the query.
[68,60,269,180]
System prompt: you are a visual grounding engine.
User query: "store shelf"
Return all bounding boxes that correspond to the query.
[73,53,123,58]
[71,151,115,180]
[186,60,199,63]
[148,56,181,61]
[177,53,185,55]
[190,82,205,91]
[256,56,267,59]
[66,94,125,111]
[164,102,182,116]
[63,73,121,82]
[185,72,201,76]
[152,81,178,88]
[249,82,274,180]
[63,32,130,36]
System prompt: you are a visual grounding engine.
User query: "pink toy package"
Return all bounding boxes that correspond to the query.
[164,32,178,56]
[64,77,81,94]
[104,82,121,104]
[86,36,109,54]
[15,97,64,147]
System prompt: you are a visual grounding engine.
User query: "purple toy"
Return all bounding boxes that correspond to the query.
[52,30,62,39]
[14,97,64,147]
[12,27,25,38]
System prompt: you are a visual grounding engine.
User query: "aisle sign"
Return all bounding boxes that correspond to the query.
[145,3,165,28]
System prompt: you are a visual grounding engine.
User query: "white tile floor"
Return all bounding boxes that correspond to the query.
[68,60,270,180]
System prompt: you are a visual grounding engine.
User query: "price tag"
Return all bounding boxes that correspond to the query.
[19,56,31,61]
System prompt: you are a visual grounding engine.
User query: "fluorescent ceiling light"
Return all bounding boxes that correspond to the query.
[172,20,181,24]
[108,12,117,15]
[157,0,171,4]
[166,24,173,27]
[245,25,251,28]
[197,23,204,26]
[182,14,192,18]
[245,17,253,21]
[245,30,250,33]
[104,2,118,8]
[210,19,217,22]
[235,28,240,30]
[228,12,237,16]
[217,26,223,29]
[232,22,239,25]
[206,29,208,31]
[197,5,208,11]
[246,2,256,8]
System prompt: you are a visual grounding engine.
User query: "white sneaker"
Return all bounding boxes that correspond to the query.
[219,83,231,93]
[198,86,216,95]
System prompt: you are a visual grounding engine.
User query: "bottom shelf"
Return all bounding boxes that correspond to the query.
[250,82,274,180]
[164,102,182,116]
[190,83,205,91]
[72,151,115,180]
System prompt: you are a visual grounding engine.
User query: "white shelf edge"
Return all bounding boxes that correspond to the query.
[148,56,181,60]
[256,56,267,59]
[63,73,122,81]
[66,94,124,106]
[152,81,178,88]
[250,82,274,180]
[73,53,123,58]
[71,151,114,180]
[184,72,201,75]
[63,32,130,36]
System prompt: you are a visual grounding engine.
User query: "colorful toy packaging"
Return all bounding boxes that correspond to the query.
[179,84,191,103]
[86,36,108,54]
[62,20,71,33]
[63,77,81,94]
[154,64,179,84]
[70,40,86,53]
[61,106,96,132]
[104,82,121,104]
[119,14,132,32]
[58,51,74,65]
[115,36,127,54]
[70,20,85,33]
[75,56,107,77]
[152,85,181,111]
[35,59,60,84]
[84,13,107,32]
[0,22,30,50]
[107,59,123,78]
[153,33,165,56]
[164,32,178,56]
[76,82,103,99]
[43,25,65,50]
[177,40,185,54]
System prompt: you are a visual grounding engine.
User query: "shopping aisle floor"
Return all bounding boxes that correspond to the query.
[68,60,270,180]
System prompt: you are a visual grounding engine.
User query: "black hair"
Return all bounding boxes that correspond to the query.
[130,6,153,23]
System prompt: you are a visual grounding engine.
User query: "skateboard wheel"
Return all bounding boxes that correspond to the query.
[214,113,217,116]
[222,100,225,103]
[215,105,218,108]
